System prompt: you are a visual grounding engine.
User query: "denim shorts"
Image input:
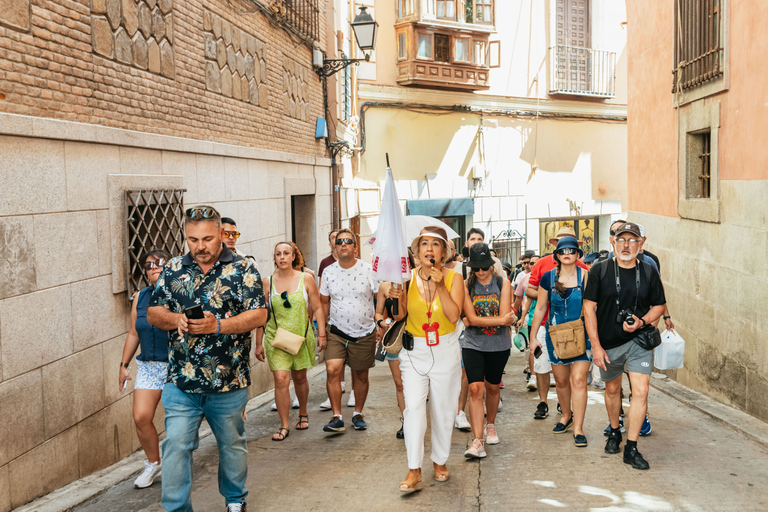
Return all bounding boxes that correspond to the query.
[135,360,168,390]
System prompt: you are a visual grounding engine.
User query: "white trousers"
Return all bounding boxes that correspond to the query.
[399,330,461,469]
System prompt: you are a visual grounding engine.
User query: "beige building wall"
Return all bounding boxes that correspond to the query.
[0,114,331,511]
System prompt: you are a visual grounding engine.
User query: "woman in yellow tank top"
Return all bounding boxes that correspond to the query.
[397,226,465,494]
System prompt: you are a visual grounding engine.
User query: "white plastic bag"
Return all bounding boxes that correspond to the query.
[654,330,685,370]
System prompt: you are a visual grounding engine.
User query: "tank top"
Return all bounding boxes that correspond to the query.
[135,287,171,362]
[406,268,457,337]
[463,276,511,352]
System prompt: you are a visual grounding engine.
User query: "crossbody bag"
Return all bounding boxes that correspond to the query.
[269,277,310,356]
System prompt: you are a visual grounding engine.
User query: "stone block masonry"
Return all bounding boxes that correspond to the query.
[0,0,327,155]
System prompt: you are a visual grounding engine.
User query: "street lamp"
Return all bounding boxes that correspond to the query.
[314,6,378,77]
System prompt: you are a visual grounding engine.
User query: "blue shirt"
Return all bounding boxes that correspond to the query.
[150,245,266,393]
[135,287,172,362]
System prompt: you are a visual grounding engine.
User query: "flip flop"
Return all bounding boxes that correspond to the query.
[296,415,309,430]
[271,427,289,441]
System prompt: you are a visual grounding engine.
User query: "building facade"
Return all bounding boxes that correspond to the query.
[337,0,628,263]
[0,0,334,508]
[626,1,768,421]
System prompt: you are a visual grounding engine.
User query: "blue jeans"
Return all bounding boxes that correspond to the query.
[161,383,249,512]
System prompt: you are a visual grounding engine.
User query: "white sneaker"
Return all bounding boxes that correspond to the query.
[527,375,537,391]
[593,378,606,390]
[270,401,277,411]
[291,396,299,409]
[454,411,471,431]
[227,504,245,512]
[497,398,502,411]
[485,424,500,445]
[134,461,161,488]
[341,381,346,394]
[464,438,486,459]
[347,392,355,408]
[320,397,332,410]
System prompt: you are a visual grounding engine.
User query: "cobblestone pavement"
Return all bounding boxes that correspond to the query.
[72,351,768,511]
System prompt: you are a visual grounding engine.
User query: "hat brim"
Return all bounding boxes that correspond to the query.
[553,248,584,262]
[549,237,584,246]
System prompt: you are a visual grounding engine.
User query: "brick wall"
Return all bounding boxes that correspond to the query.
[0,0,327,155]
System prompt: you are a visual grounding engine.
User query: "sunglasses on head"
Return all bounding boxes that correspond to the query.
[556,248,578,255]
[472,266,491,272]
[144,258,166,271]
[279,291,291,308]
[223,230,240,239]
[186,207,216,219]
[335,238,355,246]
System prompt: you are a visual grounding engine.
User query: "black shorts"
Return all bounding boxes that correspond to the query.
[462,348,511,385]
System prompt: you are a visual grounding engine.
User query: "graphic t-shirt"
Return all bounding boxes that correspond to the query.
[583,259,666,350]
[463,276,511,352]
[319,260,380,337]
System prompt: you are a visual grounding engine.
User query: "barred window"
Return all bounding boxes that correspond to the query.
[280,0,321,43]
[673,0,723,92]
[126,189,186,298]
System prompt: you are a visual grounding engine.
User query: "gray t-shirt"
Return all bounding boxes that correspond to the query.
[463,276,511,352]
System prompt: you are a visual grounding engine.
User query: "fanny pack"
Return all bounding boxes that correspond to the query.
[329,324,361,342]
[633,327,662,350]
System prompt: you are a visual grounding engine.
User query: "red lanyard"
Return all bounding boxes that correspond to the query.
[419,268,440,346]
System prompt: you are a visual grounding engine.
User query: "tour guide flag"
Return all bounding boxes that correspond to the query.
[372,158,411,302]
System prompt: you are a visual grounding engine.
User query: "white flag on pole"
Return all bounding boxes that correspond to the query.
[372,168,410,284]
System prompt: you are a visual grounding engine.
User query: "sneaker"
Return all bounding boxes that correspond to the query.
[499,379,505,389]
[552,416,573,434]
[593,378,606,390]
[270,401,277,411]
[587,373,593,386]
[639,415,652,436]
[396,419,404,439]
[550,379,556,388]
[351,414,367,430]
[323,416,345,433]
[527,375,537,391]
[485,424,499,445]
[603,418,625,436]
[341,381,346,394]
[464,438,487,459]
[574,434,588,447]
[533,402,548,420]
[347,392,356,408]
[291,396,299,409]
[497,398,503,411]
[605,429,622,454]
[226,504,246,512]
[134,461,161,489]
[624,445,650,470]
[454,411,472,431]
[319,397,332,410]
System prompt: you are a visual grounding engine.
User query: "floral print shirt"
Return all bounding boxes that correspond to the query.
[149,245,266,393]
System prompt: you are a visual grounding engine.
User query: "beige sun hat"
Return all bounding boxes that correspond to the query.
[548,226,584,246]
[410,226,451,264]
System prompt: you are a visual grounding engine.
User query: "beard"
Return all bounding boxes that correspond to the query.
[618,249,639,261]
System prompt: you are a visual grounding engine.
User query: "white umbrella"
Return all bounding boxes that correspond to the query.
[372,163,410,288]
[368,215,461,246]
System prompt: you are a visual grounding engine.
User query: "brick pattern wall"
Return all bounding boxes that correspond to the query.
[0,0,327,154]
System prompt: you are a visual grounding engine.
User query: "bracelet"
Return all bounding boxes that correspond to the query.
[663,316,671,320]
[318,335,327,338]
[216,317,221,335]
[120,362,130,368]
[640,318,647,327]
[376,319,384,328]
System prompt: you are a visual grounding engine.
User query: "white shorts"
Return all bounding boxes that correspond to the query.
[533,328,552,374]
[135,360,168,390]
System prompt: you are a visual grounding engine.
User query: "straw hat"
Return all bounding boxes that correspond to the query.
[548,226,584,246]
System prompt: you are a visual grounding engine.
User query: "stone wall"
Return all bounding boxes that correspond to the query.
[629,182,768,423]
[0,113,332,511]
[0,0,326,155]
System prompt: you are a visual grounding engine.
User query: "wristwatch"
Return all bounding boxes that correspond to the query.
[120,361,130,368]
[663,315,671,320]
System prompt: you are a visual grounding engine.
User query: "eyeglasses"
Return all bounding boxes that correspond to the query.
[280,291,291,308]
[556,248,578,255]
[615,238,640,245]
[472,266,491,272]
[186,207,217,219]
[335,238,355,246]
[144,258,166,271]
[223,230,240,239]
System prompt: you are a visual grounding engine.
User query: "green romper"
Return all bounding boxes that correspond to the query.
[264,273,317,372]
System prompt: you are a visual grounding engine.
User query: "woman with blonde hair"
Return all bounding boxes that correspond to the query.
[257,242,327,440]
[396,227,465,493]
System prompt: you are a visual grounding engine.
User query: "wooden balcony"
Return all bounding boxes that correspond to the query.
[396,60,489,90]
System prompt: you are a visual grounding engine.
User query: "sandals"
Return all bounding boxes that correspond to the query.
[271,427,289,441]
[433,462,450,482]
[399,469,423,494]
[296,415,309,430]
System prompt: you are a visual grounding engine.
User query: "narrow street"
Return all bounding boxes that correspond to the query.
[72,351,768,511]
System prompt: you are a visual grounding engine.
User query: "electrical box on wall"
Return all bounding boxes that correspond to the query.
[315,118,328,138]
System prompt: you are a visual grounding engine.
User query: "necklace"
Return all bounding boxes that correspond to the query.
[560,270,577,279]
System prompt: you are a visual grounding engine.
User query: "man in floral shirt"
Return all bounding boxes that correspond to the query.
[148,206,266,512]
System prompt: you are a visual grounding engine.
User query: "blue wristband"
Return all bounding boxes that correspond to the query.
[216,317,221,335]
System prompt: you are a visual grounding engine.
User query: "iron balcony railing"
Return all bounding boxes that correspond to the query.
[549,44,616,98]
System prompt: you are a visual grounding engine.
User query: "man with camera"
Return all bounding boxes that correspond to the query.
[148,206,267,512]
[583,222,666,470]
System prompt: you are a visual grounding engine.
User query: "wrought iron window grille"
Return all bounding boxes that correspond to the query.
[673,0,723,93]
[125,189,186,299]
[549,44,616,98]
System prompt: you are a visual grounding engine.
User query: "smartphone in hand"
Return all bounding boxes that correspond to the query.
[534,346,543,359]
[183,304,204,319]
